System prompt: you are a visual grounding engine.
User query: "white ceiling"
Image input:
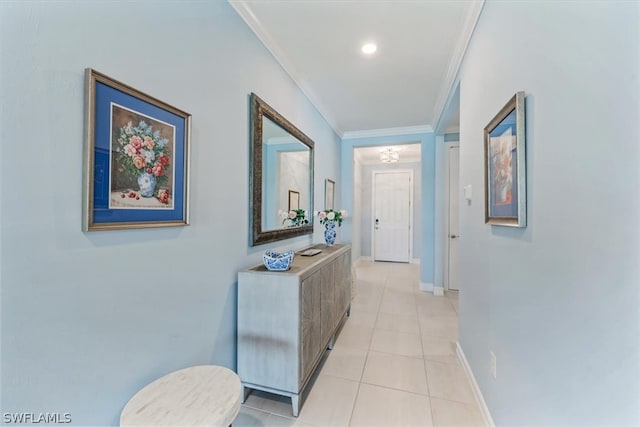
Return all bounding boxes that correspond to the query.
[230,0,483,136]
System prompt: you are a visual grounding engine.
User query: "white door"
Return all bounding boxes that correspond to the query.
[447,146,460,291]
[373,170,412,263]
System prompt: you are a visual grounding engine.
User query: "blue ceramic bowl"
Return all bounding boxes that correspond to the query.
[263,250,295,271]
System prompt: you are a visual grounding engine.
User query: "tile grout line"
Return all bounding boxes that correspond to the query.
[413,267,436,426]
[346,269,385,427]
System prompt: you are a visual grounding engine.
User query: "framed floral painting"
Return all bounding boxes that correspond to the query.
[484,91,526,227]
[83,68,191,231]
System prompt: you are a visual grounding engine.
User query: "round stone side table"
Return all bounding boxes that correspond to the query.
[120,365,241,426]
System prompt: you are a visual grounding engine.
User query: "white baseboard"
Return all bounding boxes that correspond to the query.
[419,282,434,292]
[433,286,444,296]
[456,342,495,427]
[358,256,419,264]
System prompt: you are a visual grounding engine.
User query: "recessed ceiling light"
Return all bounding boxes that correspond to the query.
[361,43,377,55]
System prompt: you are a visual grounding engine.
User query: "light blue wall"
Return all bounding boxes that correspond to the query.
[443,133,459,142]
[341,132,435,284]
[420,133,436,285]
[0,1,340,425]
[433,134,446,289]
[456,1,639,425]
[434,81,461,290]
[351,159,363,261]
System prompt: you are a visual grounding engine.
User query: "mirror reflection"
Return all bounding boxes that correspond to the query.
[250,93,314,246]
[261,116,311,230]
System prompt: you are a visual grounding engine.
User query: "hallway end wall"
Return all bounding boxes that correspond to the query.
[341,132,435,284]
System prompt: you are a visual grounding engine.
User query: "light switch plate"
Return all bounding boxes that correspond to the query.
[464,185,472,201]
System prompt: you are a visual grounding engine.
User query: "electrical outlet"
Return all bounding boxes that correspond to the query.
[490,351,497,379]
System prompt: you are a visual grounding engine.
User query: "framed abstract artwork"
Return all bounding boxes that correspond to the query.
[484,91,526,227]
[83,68,191,231]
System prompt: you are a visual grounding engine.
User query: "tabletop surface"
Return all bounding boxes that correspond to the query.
[243,244,349,278]
[120,365,241,427]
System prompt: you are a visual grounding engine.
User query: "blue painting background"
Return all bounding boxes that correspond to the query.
[92,81,187,224]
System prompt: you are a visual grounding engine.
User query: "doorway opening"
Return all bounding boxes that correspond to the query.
[351,143,421,264]
[444,142,460,291]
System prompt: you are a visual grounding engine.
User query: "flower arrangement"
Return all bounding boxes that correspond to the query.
[280,209,309,227]
[316,209,347,226]
[116,120,170,194]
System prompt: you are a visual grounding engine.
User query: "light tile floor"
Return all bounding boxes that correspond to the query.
[235,260,485,427]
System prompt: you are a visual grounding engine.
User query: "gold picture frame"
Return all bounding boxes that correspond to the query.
[484,91,526,227]
[288,190,300,211]
[83,68,191,231]
[325,179,335,210]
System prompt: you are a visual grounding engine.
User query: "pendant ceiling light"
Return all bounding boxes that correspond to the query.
[380,148,400,163]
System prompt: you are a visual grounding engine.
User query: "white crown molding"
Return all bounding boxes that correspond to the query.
[432,0,485,132]
[342,125,433,140]
[229,0,344,136]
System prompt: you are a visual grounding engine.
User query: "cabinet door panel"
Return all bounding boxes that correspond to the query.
[319,263,335,347]
[337,252,352,316]
[301,272,322,384]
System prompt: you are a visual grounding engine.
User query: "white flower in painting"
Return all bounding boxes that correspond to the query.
[141,149,155,164]
[327,211,335,220]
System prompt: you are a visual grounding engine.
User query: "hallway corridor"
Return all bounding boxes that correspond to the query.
[236,260,485,427]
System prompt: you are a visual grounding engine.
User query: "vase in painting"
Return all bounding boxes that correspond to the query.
[137,172,157,197]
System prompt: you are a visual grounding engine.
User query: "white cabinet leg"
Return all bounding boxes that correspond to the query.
[291,394,300,417]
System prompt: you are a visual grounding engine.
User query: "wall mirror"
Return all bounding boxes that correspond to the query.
[250,93,314,246]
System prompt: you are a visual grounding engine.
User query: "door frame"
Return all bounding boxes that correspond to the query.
[371,169,414,262]
[444,142,459,291]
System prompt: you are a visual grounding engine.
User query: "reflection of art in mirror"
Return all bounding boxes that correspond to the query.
[250,93,314,246]
[325,179,335,210]
[288,190,300,211]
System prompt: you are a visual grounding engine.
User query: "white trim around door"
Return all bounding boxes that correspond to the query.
[444,142,460,291]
